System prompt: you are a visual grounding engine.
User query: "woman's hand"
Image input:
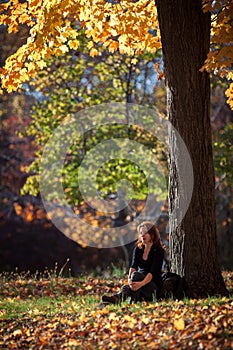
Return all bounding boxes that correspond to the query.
[129,280,143,291]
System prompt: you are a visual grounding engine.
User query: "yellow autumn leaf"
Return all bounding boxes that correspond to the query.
[227,71,233,80]
[26,62,36,71]
[13,329,23,337]
[153,317,167,322]
[109,312,118,321]
[86,284,93,290]
[28,51,41,61]
[141,316,150,325]
[87,41,94,50]
[131,58,137,65]
[67,340,81,346]
[21,69,29,81]
[207,325,218,333]
[79,312,86,322]
[174,318,185,330]
[55,45,69,54]
[123,314,137,328]
[68,40,80,49]
[108,342,118,349]
[37,60,47,69]
[59,45,69,53]
[90,48,99,57]
[213,314,225,325]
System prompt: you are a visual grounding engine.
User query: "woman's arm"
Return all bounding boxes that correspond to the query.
[128,267,136,281]
[128,267,136,290]
[130,273,153,291]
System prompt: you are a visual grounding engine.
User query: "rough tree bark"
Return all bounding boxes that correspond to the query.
[156,0,228,297]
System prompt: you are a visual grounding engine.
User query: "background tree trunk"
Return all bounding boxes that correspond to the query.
[156,0,228,296]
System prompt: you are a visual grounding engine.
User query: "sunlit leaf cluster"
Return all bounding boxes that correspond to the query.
[0,0,160,93]
[0,0,233,107]
[1,0,233,108]
[202,0,233,108]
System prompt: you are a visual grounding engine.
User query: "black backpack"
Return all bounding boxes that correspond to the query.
[159,271,185,300]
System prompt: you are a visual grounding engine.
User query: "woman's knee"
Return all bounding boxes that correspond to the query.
[131,271,145,281]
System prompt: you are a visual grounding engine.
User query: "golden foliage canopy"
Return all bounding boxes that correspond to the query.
[0,0,233,108]
[0,0,160,92]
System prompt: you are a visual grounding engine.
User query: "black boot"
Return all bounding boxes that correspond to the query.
[101,294,121,304]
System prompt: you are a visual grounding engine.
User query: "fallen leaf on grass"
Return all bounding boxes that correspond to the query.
[153,317,167,322]
[192,331,204,340]
[86,285,93,290]
[174,318,185,330]
[213,314,225,325]
[12,329,22,337]
[141,316,150,325]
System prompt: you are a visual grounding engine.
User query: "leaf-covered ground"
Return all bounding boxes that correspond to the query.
[0,271,232,349]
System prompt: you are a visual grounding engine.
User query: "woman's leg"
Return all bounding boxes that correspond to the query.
[140,282,157,301]
[101,284,131,304]
[101,271,157,304]
[131,271,157,302]
[129,271,145,302]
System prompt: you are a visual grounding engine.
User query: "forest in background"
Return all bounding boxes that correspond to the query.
[0,20,233,275]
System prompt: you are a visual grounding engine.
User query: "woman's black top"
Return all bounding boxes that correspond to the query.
[130,244,164,288]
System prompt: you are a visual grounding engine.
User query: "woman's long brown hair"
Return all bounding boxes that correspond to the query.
[136,221,166,251]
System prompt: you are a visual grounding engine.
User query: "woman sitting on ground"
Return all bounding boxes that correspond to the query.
[102,221,165,304]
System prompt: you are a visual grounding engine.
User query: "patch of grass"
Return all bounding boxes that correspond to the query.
[0,295,100,320]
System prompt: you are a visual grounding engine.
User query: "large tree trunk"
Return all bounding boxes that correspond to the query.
[156,0,228,297]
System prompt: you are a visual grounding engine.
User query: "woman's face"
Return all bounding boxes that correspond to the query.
[139,226,152,244]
